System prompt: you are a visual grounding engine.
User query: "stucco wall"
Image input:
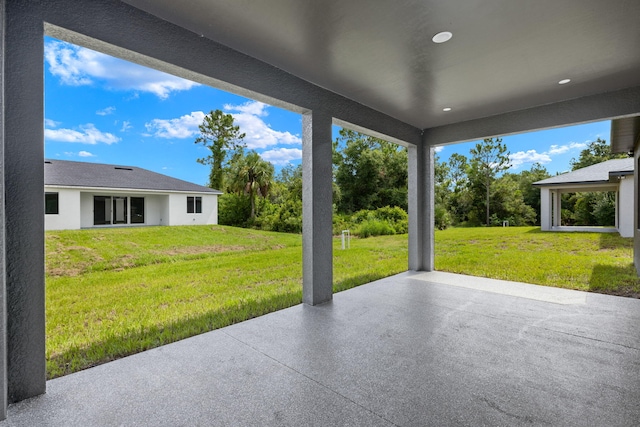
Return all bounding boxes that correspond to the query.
[167,193,218,226]
[618,176,634,238]
[44,187,81,230]
[79,192,170,229]
[635,153,640,275]
[44,189,215,230]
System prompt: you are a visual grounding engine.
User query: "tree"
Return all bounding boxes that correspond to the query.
[195,110,246,190]
[434,154,452,229]
[447,153,471,224]
[333,129,407,213]
[569,138,625,226]
[468,137,510,225]
[511,163,551,225]
[227,150,274,220]
[570,138,625,170]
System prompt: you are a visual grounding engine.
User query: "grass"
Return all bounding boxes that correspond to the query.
[45,226,407,379]
[435,227,639,296]
[45,225,639,379]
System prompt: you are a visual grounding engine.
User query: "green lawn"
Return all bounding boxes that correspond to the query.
[45,226,407,379]
[45,225,638,379]
[435,227,639,296]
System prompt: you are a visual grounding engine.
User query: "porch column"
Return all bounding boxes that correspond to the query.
[302,110,333,305]
[2,1,47,409]
[540,187,551,231]
[408,143,434,271]
[553,190,562,227]
[615,190,619,230]
[0,1,6,419]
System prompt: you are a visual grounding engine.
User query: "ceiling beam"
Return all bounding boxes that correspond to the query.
[423,85,640,146]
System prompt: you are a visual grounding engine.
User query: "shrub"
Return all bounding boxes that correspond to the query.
[435,205,452,230]
[218,193,251,227]
[357,219,396,238]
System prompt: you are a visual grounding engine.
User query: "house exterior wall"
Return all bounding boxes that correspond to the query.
[44,188,216,231]
[167,193,218,226]
[618,176,634,238]
[78,192,170,229]
[44,187,81,230]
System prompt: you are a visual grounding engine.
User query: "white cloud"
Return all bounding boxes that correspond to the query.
[120,121,132,132]
[145,102,302,151]
[224,101,269,117]
[224,101,301,149]
[45,123,120,145]
[509,150,552,169]
[45,40,199,99]
[145,111,205,139]
[78,151,96,157]
[434,146,444,153]
[96,106,116,116]
[547,142,587,155]
[507,141,588,170]
[45,118,60,128]
[260,148,303,165]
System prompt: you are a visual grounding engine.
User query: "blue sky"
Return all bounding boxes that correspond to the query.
[44,37,610,186]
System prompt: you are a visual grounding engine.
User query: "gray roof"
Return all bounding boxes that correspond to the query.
[44,159,221,194]
[532,158,634,187]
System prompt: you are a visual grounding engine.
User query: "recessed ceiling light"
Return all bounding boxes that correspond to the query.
[432,31,453,43]
[443,107,452,112]
[558,79,571,85]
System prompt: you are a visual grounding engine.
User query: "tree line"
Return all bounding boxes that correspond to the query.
[195,110,624,235]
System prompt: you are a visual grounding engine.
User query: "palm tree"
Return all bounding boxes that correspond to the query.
[227,150,274,219]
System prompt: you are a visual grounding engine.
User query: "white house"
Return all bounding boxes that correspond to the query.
[44,159,221,230]
[532,158,634,237]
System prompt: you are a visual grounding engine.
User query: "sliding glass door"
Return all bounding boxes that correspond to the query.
[94,196,144,226]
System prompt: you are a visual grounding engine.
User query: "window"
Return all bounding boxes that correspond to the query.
[94,196,111,225]
[130,197,145,224]
[112,197,128,224]
[187,196,202,214]
[45,192,59,214]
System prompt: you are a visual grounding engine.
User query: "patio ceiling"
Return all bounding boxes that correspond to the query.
[123,0,640,130]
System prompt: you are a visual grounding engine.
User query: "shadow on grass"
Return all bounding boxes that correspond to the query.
[588,264,640,298]
[47,291,303,380]
[599,232,633,250]
[333,272,396,293]
[48,272,393,380]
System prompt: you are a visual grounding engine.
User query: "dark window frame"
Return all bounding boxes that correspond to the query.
[45,192,59,215]
[187,196,202,214]
[130,197,145,224]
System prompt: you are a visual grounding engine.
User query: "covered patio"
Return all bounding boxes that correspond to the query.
[2,0,640,423]
[2,273,639,426]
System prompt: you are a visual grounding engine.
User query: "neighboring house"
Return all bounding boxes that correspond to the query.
[44,159,221,230]
[532,158,634,237]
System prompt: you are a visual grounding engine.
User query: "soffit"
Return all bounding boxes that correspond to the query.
[123,0,640,130]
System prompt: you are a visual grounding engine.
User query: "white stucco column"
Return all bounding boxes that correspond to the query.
[408,143,434,271]
[615,189,619,229]
[302,110,333,305]
[540,187,551,231]
[552,190,562,227]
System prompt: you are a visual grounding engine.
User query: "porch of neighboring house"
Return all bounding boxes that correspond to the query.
[533,158,635,237]
[2,272,639,426]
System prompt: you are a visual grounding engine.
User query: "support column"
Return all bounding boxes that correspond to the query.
[4,1,46,406]
[302,111,333,305]
[408,143,434,271]
[552,191,562,227]
[0,1,6,419]
[615,190,619,230]
[540,187,551,231]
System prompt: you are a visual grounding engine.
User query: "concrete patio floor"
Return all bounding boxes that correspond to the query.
[2,271,639,426]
